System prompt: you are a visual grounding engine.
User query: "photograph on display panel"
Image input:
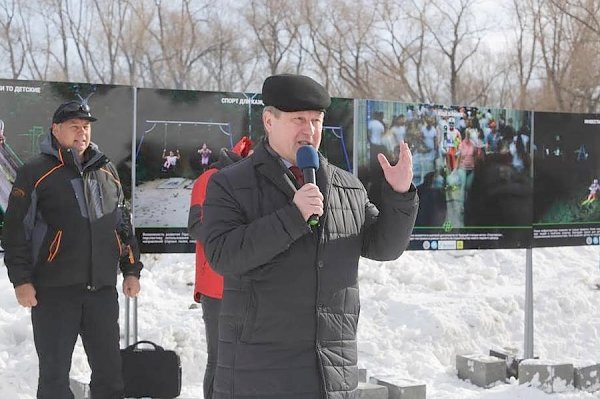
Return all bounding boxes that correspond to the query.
[0,79,134,245]
[134,88,354,253]
[356,99,533,250]
[134,88,264,252]
[533,111,600,247]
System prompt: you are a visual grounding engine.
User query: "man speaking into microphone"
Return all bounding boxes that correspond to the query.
[199,74,418,399]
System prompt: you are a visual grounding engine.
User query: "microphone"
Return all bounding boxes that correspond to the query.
[296,145,320,226]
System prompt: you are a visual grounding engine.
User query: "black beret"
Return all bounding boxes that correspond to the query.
[52,100,97,124]
[262,74,331,112]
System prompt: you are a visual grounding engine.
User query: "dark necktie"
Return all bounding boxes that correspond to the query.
[289,166,304,186]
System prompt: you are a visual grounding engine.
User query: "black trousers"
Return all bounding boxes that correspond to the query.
[31,285,123,399]
[201,295,221,399]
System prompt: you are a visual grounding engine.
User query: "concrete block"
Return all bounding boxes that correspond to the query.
[574,364,600,392]
[518,360,573,393]
[69,378,90,399]
[359,368,368,383]
[456,354,506,388]
[356,382,388,399]
[369,376,426,399]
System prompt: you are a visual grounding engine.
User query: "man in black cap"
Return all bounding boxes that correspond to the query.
[199,74,418,399]
[3,100,143,399]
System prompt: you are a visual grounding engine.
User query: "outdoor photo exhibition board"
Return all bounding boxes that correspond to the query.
[0,78,598,253]
[533,111,600,247]
[0,79,134,248]
[357,100,534,250]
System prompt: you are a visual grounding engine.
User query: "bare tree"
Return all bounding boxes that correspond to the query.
[326,0,379,98]
[1,0,599,111]
[504,0,539,109]
[546,0,600,111]
[42,0,72,80]
[143,0,218,89]
[295,0,337,90]
[117,0,153,86]
[0,0,26,78]
[86,0,129,84]
[17,2,51,80]
[534,0,567,110]
[531,0,599,111]
[425,0,485,105]
[549,0,599,35]
[244,0,301,75]
[372,0,431,102]
[200,18,260,92]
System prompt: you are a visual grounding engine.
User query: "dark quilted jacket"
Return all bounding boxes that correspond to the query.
[200,141,418,399]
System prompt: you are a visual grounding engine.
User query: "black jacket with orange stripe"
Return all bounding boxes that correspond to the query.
[2,131,142,289]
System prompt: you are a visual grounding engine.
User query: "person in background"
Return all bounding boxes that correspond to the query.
[161,148,180,174]
[199,74,418,399]
[367,110,385,147]
[2,100,143,399]
[443,117,460,171]
[457,130,477,207]
[198,143,212,173]
[0,119,5,146]
[187,136,253,399]
[582,178,599,206]
[390,114,407,144]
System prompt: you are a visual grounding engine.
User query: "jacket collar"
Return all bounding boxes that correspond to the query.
[40,130,105,169]
[252,140,296,198]
[252,139,334,210]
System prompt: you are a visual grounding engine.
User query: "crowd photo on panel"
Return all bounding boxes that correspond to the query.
[367,104,531,229]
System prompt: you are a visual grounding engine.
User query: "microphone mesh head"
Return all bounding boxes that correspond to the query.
[296,145,319,170]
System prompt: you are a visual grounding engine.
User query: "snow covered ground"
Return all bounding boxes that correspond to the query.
[1,246,600,398]
[134,178,194,228]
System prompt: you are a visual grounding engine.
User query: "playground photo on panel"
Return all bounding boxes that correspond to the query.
[133,89,354,253]
[134,88,264,231]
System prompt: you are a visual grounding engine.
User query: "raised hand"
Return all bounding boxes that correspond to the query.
[377,141,413,193]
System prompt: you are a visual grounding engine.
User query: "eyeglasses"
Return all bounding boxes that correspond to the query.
[61,102,91,116]
[79,102,91,114]
[66,102,90,114]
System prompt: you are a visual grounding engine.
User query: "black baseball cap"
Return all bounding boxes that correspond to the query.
[262,74,331,112]
[52,101,97,124]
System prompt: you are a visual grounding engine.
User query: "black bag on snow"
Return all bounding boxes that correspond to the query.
[121,340,182,398]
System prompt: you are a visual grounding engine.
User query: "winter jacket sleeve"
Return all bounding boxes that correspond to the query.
[361,182,418,261]
[188,168,218,240]
[115,204,142,279]
[199,171,311,278]
[2,166,37,287]
[107,162,143,279]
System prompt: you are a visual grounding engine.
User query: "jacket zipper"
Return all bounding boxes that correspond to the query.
[82,170,95,288]
[47,230,63,262]
[115,230,123,256]
[315,167,334,398]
